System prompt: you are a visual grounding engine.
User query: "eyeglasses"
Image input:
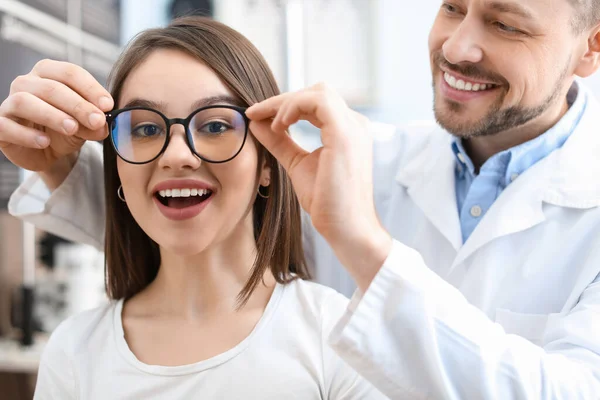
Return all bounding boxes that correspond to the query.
[105,105,249,164]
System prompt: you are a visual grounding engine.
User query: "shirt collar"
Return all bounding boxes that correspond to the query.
[451,139,475,180]
[451,81,587,187]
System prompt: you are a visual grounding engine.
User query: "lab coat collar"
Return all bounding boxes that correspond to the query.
[543,83,600,208]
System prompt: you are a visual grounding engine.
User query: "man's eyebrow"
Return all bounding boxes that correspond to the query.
[487,1,535,19]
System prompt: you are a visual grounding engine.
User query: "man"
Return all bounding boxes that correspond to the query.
[2,1,600,398]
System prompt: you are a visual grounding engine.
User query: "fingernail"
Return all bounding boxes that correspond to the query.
[99,96,113,111]
[36,135,50,148]
[89,113,105,127]
[63,119,77,134]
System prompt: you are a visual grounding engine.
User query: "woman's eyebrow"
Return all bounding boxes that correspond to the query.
[190,95,243,109]
[121,98,165,110]
[120,95,242,111]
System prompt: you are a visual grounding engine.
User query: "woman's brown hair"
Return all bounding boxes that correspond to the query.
[103,16,309,305]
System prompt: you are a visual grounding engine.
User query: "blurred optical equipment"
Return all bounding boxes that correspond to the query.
[169,0,213,18]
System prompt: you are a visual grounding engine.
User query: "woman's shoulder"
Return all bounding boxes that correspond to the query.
[278,280,389,399]
[285,278,349,302]
[281,279,350,327]
[43,300,119,356]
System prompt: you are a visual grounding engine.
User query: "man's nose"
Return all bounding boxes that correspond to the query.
[442,18,485,65]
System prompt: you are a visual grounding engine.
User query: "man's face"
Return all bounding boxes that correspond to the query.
[429,0,585,138]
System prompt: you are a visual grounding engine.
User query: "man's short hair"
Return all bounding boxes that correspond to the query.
[569,0,600,32]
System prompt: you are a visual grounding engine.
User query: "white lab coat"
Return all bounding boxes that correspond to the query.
[9,82,600,399]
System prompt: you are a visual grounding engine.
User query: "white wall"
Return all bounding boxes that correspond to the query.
[366,0,437,126]
[120,0,170,45]
[587,71,600,94]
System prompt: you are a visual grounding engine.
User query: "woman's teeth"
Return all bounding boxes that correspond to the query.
[444,72,496,92]
[158,188,211,198]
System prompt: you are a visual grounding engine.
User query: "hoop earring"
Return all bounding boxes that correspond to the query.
[257,185,270,199]
[117,185,126,202]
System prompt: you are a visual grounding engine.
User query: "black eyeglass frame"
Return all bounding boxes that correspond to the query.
[105,105,250,165]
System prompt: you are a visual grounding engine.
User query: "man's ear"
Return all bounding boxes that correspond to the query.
[574,24,600,78]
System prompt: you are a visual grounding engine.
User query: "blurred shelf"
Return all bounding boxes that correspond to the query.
[0,334,47,374]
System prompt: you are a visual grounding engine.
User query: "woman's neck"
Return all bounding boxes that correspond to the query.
[133,227,275,320]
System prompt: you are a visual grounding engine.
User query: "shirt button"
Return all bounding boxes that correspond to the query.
[470,205,483,218]
[510,173,519,182]
[457,153,466,164]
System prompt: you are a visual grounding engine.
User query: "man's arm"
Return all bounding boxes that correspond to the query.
[328,240,600,399]
[8,141,106,250]
[38,151,80,191]
[0,60,111,249]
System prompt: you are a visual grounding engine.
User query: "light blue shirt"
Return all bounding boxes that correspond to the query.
[452,82,588,243]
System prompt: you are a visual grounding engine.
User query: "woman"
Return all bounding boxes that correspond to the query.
[33,17,385,399]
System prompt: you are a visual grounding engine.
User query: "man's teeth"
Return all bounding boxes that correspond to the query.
[444,72,494,92]
[158,188,210,198]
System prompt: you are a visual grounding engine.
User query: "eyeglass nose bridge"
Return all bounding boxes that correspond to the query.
[162,117,197,157]
[165,117,192,134]
[167,117,189,127]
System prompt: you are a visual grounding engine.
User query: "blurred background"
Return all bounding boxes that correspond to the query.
[0,1,600,397]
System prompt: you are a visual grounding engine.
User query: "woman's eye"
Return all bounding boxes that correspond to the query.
[132,124,163,137]
[201,122,229,135]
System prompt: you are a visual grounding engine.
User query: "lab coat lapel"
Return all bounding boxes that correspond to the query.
[396,132,463,251]
[451,161,548,270]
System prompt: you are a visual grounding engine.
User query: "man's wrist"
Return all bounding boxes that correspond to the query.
[328,226,393,293]
[39,151,79,192]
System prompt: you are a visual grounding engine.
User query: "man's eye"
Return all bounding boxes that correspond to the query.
[442,3,459,14]
[494,21,522,35]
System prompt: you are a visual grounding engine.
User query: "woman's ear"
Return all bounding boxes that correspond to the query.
[259,159,272,187]
[575,24,600,78]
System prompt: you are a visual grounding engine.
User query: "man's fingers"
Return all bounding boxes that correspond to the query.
[0,116,50,149]
[30,59,113,111]
[1,92,80,136]
[11,75,106,131]
[273,94,325,133]
[246,93,290,121]
[250,120,308,172]
[76,126,109,142]
[259,90,341,135]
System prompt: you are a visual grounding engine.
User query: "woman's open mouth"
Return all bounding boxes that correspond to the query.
[153,187,214,220]
[155,188,213,209]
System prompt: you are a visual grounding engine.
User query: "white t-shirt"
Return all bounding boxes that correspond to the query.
[34,278,387,399]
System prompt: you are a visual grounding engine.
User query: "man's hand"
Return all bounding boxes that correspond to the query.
[247,83,392,291]
[0,59,113,187]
